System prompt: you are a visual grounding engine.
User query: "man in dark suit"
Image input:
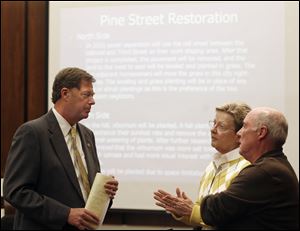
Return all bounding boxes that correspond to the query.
[3,67,119,230]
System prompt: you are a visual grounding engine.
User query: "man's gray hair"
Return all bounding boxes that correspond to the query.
[253,107,288,146]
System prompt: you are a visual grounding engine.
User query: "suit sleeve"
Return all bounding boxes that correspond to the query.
[200,165,272,227]
[3,123,70,228]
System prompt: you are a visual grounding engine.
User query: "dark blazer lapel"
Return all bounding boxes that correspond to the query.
[77,125,98,184]
[46,110,84,200]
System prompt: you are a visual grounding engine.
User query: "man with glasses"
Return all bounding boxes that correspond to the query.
[154,102,251,229]
[4,67,119,230]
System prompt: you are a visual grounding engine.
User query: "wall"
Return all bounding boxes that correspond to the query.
[1,1,48,177]
[284,2,299,179]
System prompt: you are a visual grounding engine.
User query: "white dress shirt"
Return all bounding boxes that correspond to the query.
[52,108,89,201]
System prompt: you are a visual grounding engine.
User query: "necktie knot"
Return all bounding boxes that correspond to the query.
[70,126,77,139]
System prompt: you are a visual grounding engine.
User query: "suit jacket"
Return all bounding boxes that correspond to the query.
[201,149,299,230]
[4,110,101,229]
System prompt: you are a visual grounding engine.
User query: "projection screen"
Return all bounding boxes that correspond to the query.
[49,1,299,210]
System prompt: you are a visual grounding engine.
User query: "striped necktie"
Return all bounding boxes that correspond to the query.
[70,126,90,197]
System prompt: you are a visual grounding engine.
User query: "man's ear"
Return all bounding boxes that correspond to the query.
[61,88,70,100]
[258,125,268,140]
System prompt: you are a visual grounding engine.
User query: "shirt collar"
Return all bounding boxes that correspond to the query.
[52,107,75,138]
[213,148,242,169]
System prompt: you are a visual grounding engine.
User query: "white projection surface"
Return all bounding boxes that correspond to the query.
[49,2,299,210]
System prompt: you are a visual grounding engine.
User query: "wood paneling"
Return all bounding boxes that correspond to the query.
[27,1,48,120]
[1,1,26,177]
[1,1,48,176]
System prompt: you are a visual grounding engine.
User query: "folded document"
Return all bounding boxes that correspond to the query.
[85,173,113,230]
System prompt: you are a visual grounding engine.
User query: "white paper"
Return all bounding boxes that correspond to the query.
[85,173,112,230]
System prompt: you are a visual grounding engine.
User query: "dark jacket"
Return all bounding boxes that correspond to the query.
[201,149,299,230]
[4,110,101,229]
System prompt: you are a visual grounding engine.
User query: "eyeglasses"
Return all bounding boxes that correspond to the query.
[80,91,95,99]
[209,120,235,132]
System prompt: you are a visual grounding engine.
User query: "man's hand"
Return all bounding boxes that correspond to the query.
[153,188,194,217]
[104,176,118,199]
[68,208,99,230]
